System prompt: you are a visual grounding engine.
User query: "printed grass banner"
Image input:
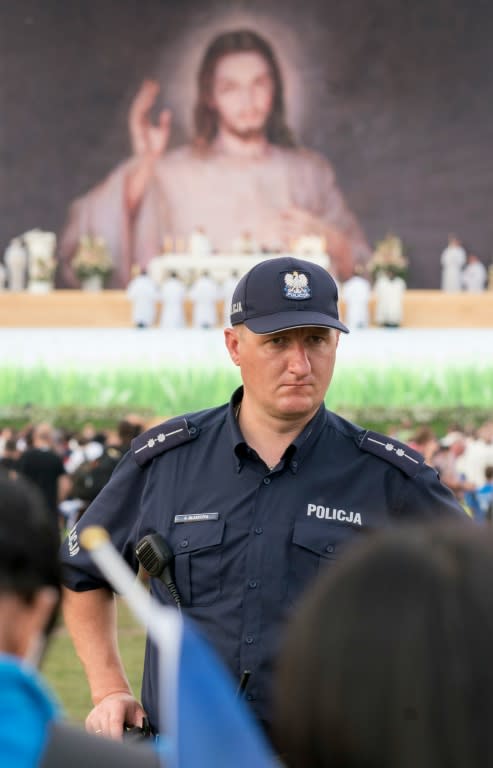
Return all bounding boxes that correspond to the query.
[1,363,492,413]
[0,328,491,431]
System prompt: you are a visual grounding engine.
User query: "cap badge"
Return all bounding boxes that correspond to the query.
[283,271,311,300]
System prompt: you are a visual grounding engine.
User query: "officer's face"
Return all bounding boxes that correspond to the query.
[225,325,340,422]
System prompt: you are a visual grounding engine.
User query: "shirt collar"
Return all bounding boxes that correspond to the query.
[228,387,327,473]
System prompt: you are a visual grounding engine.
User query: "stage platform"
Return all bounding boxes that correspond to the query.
[0,290,491,328]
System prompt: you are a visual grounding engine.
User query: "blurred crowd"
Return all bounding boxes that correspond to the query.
[1,415,492,532]
[0,416,153,532]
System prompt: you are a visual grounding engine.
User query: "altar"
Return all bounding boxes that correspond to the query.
[146,252,331,285]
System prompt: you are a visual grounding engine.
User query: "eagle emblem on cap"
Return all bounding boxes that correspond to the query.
[283,271,311,300]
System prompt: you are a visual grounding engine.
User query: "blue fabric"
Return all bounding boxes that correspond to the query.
[165,619,275,768]
[464,490,482,519]
[0,654,59,767]
[476,483,493,520]
[464,485,493,522]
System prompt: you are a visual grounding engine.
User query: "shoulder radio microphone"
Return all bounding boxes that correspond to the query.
[135,532,181,611]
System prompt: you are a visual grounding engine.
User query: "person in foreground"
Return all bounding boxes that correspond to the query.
[274,520,490,768]
[60,256,465,742]
[0,475,158,767]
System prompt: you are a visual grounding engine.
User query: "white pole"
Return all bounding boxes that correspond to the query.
[79,526,182,767]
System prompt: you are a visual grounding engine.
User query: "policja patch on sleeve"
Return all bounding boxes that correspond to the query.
[131,417,199,467]
[358,430,424,478]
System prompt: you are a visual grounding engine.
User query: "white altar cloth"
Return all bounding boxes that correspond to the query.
[147,252,331,285]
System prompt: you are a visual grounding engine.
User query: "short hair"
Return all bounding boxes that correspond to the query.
[117,419,143,444]
[410,425,436,447]
[0,475,61,601]
[274,521,493,768]
[4,438,18,453]
[193,29,295,149]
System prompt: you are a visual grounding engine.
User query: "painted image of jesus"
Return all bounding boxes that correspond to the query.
[59,28,371,288]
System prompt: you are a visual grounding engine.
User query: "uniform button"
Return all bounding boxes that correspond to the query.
[248,580,258,589]
[291,460,298,469]
[189,427,197,435]
[180,539,189,548]
[254,527,263,535]
[245,635,254,644]
[263,477,271,485]
[326,545,334,553]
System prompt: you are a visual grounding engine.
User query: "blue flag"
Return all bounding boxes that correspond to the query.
[158,615,276,768]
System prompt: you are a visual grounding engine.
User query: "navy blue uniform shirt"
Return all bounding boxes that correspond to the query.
[61,388,465,729]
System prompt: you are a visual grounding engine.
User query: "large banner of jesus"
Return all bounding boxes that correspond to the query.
[2,0,492,288]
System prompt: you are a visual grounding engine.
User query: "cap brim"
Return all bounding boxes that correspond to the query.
[244,311,349,335]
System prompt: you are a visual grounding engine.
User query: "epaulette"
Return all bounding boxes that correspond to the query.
[358,430,424,478]
[131,417,199,467]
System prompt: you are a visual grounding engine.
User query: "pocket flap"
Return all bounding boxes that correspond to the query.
[172,519,225,554]
[292,520,353,559]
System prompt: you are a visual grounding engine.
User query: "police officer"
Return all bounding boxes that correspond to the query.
[60,256,465,741]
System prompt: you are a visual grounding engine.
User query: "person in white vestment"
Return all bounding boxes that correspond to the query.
[461,253,487,292]
[188,226,212,258]
[126,268,159,328]
[4,238,27,291]
[374,269,406,327]
[440,235,466,292]
[341,268,372,329]
[221,270,240,326]
[159,271,187,328]
[188,271,220,329]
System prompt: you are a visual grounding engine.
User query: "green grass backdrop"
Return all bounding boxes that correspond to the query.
[2,363,492,433]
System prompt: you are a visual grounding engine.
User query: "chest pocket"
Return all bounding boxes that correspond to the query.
[171,520,225,607]
[287,520,357,606]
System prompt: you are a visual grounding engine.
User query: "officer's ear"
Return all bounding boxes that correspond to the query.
[224,326,241,366]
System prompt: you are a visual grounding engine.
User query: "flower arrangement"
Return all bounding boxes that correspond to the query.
[23,229,57,282]
[72,235,113,282]
[367,233,408,280]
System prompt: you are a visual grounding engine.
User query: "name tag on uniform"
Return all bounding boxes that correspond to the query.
[174,513,219,523]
